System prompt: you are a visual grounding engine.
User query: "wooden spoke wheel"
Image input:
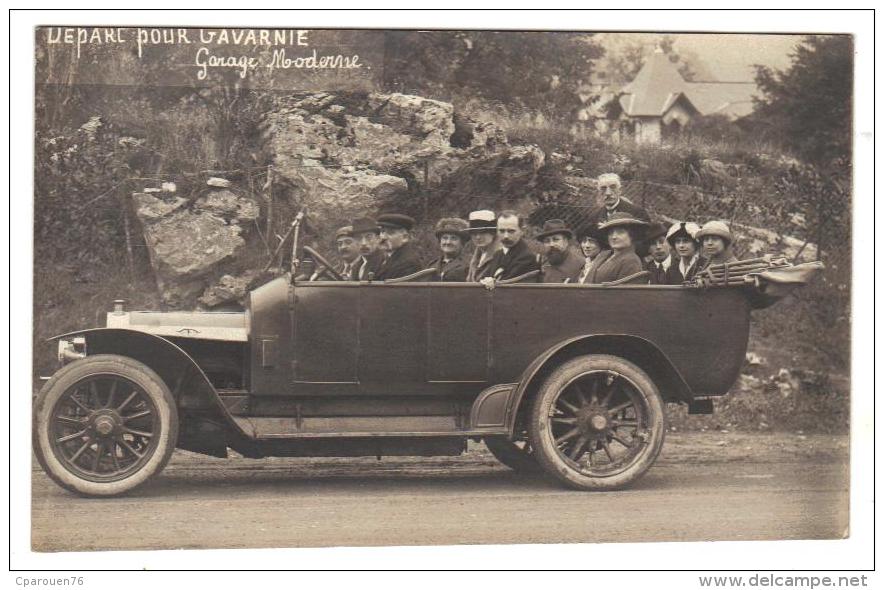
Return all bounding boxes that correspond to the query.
[529,355,665,491]
[33,355,178,497]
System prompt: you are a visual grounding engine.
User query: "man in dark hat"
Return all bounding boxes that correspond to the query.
[465,209,500,282]
[536,219,585,283]
[333,225,361,280]
[351,217,385,280]
[481,210,540,288]
[375,213,423,280]
[428,217,470,281]
[643,221,671,285]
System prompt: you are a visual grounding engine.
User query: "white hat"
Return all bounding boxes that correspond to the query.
[695,220,734,244]
[665,221,701,245]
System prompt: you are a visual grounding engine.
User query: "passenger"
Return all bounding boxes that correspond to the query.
[584,212,647,284]
[576,224,604,284]
[334,225,361,280]
[643,222,671,285]
[465,209,501,282]
[351,217,385,280]
[586,172,651,227]
[428,217,470,281]
[664,221,703,284]
[696,220,739,269]
[480,210,540,289]
[375,213,423,280]
[536,219,585,283]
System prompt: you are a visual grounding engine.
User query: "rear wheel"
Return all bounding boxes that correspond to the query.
[528,354,665,491]
[33,355,178,497]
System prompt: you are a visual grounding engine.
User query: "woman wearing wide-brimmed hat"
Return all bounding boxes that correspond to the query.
[465,209,501,282]
[663,221,704,284]
[695,220,738,271]
[582,212,648,284]
[428,217,470,281]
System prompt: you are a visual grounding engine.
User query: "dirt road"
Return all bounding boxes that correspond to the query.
[31,432,849,552]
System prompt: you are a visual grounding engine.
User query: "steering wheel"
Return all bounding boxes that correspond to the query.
[302,246,344,281]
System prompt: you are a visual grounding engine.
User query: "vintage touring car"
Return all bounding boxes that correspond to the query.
[33,243,822,496]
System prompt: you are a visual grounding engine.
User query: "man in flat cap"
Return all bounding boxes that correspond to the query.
[428,217,470,281]
[351,217,386,280]
[333,225,361,280]
[481,210,540,288]
[465,209,501,282]
[375,213,423,280]
[536,219,585,283]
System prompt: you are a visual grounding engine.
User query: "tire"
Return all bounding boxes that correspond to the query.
[484,436,542,473]
[528,354,665,491]
[33,354,179,497]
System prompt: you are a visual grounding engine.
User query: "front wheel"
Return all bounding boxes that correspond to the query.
[33,354,179,497]
[528,354,665,491]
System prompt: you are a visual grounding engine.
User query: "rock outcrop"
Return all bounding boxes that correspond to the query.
[132,185,260,307]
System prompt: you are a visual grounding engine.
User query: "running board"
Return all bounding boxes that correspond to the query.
[232,415,507,439]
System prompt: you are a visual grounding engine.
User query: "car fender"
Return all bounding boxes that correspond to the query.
[47,328,248,438]
[501,334,696,436]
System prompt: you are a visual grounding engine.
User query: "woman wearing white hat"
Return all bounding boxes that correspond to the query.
[663,221,704,284]
[465,210,501,282]
[695,220,738,271]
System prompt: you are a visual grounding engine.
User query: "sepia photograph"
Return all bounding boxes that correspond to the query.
[10,8,874,578]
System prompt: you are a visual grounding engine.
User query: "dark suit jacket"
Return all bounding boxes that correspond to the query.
[488,239,540,281]
[645,257,671,285]
[428,254,468,282]
[586,198,651,228]
[354,251,385,280]
[664,255,704,284]
[541,248,586,283]
[585,249,644,284]
[467,245,500,282]
[375,242,423,281]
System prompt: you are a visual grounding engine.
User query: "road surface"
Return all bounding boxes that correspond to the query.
[31,432,849,552]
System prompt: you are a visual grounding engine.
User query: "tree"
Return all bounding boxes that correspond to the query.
[751,35,853,166]
[382,31,603,122]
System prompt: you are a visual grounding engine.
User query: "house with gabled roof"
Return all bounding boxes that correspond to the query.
[578,47,758,143]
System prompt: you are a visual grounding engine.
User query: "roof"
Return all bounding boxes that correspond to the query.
[683,81,758,119]
[614,48,759,120]
[619,49,692,117]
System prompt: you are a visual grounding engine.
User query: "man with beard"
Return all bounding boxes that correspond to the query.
[351,216,385,280]
[428,217,470,281]
[374,213,423,280]
[536,219,585,283]
[643,222,671,284]
[480,210,540,289]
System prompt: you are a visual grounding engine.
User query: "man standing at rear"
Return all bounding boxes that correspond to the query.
[587,172,651,226]
[481,210,539,288]
[374,213,423,280]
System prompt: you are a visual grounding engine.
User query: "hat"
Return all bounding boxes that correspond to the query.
[535,219,574,241]
[335,225,354,240]
[695,220,734,244]
[597,211,649,233]
[434,217,470,241]
[351,217,380,236]
[665,221,701,246]
[645,222,668,242]
[467,209,497,232]
[377,213,416,231]
[576,222,604,243]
